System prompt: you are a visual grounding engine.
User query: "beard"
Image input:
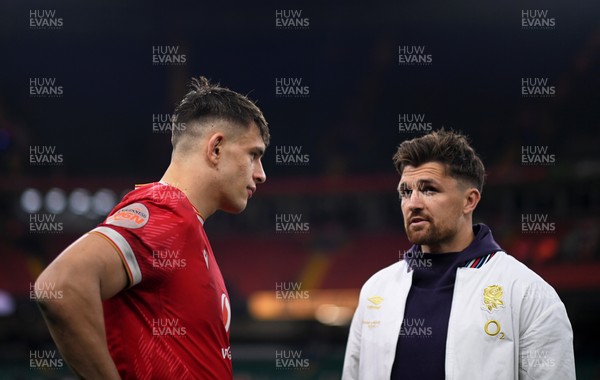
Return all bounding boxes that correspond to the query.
[405,219,456,248]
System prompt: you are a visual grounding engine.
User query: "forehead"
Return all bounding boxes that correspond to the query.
[399,162,452,185]
[232,122,265,148]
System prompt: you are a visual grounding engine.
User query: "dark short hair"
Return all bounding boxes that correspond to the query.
[392,130,485,192]
[171,76,270,150]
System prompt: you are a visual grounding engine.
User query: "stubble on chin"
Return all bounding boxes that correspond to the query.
[406,223,438,246]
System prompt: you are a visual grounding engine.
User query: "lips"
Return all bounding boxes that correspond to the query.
[246,187,256,198]
[409,216,429,226]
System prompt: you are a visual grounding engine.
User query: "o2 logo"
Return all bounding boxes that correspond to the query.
[484,319,505,340]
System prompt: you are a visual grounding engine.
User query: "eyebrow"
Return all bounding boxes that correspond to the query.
[398,178,441,190]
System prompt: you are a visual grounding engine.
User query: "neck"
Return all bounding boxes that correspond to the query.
[422,221,474,254]
[160,160,217,220]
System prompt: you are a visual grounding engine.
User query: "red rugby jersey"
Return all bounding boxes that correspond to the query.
[89,182,232,380]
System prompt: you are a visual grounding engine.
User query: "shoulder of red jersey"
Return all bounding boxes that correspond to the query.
[107,182,201,225]
[89,182,204,287]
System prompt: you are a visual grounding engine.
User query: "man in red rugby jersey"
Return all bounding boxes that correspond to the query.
[35,76,269,379]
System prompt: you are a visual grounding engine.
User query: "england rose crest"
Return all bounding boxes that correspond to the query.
[482,285,505,312]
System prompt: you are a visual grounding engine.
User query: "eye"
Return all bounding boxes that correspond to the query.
[399,189,412,199]
[421,187,437,196]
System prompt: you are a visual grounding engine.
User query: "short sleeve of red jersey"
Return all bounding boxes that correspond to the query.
[89,200,187,287]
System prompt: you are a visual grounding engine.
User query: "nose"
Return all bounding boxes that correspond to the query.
[254,159,266,184]
[402,189,424,212]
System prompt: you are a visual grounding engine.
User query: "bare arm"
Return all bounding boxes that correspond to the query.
[35,233,128,379]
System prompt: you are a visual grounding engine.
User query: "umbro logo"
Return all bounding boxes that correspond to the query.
[367,296,384,309]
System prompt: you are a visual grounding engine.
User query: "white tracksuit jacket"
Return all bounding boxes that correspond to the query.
[342,251,575,380]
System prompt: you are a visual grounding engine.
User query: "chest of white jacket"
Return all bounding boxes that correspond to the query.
[359,267,522,360]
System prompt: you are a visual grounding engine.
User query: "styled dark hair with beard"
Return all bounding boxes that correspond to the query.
[393,129,486,192]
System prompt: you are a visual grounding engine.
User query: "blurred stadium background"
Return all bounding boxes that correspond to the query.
[1,0,599,379]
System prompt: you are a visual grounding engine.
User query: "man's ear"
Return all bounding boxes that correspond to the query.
[206,132,224,166]
[463,187,481,214]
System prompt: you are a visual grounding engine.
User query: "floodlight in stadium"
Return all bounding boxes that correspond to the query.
[0,290,15,316]
[69,188,92,215]
[315,304,353,326]
[248,289,358,322]
[20,188,42,213]
[93,189,117,216]
[45,188,67,214]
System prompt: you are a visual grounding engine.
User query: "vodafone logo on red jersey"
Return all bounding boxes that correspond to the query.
[106,203,149,229]
[221,293,231,333]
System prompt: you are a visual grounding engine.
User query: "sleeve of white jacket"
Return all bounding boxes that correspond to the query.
[518,286,576,380]
[342,291,364,380]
